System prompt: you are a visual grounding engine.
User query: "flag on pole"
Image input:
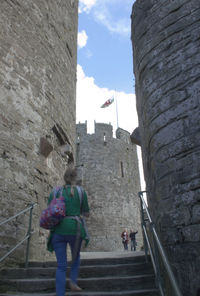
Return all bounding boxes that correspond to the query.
[100,96,114,108]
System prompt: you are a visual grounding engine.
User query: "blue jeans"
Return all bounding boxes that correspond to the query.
[123,241,128,250]
[131,239,137,251]
[51,233,82,296]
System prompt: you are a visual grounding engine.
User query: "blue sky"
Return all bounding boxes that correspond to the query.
[76,0,144,189]
[76,0,138,135]
[78,1,135,93]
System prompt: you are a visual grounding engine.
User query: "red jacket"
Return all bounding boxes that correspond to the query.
[121,231,129,242]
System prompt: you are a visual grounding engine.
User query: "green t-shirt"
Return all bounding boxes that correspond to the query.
[47,185,89,252]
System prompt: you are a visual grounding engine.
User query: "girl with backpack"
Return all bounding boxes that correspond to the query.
[47,167,90,296]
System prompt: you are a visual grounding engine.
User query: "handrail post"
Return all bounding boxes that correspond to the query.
[138,191,148,262]
[25,204,34,268]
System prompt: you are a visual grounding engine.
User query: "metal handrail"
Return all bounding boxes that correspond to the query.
[0,203,37,268]
[138,191,183,296]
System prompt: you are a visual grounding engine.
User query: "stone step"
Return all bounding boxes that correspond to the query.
[0,289,159,296]
[0,274,156,293]
[0,262,153,279]
[0,254,159,296]
[23,255,148,268]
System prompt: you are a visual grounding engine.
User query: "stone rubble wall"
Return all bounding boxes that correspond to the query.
[76,122,142,252]
[0,0,78,264]
[131,1,200,295]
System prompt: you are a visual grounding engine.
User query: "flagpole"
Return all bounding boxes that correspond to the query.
[115,91,119,129]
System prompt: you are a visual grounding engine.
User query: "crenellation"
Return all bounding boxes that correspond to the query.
[94,122,113,141]
[77,122,87,138]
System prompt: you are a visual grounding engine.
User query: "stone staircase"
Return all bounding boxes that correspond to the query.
[0,253,159,296]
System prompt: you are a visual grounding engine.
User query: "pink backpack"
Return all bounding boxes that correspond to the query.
[40,187,66,229]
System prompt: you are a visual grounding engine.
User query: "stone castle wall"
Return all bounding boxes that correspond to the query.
[0,0,78,264]
[131,1,200,295]
[76,122,142,252]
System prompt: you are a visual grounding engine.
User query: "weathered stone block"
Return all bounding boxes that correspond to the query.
[40,138,53,158]
[192,205,200,224]
[182,224,200,242]
[130,127,141,146]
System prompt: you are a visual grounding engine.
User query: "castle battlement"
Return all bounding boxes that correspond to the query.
[77,122,131,145]
[77,121,87,136]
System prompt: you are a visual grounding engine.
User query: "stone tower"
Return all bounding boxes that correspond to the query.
[76,122,142,251]
[0,1,78,263]
[131,1,200,295]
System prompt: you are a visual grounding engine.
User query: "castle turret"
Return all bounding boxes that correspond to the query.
[0,0,79,264]
[76,122,142,251]
[131,1,200,295]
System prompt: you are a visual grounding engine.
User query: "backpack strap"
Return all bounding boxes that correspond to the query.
[76,185,84,212]
[52,186,62,198]
[76,186,89,241]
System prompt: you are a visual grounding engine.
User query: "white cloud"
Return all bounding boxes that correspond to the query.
[79,0,132,37]
[79,0,96,13]
[78,30,88,48]
[94,9,130,37]
[76,64,138,134]
[76,64,145,190]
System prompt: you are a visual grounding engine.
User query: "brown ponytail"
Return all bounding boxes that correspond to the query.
[63,167,77,197]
